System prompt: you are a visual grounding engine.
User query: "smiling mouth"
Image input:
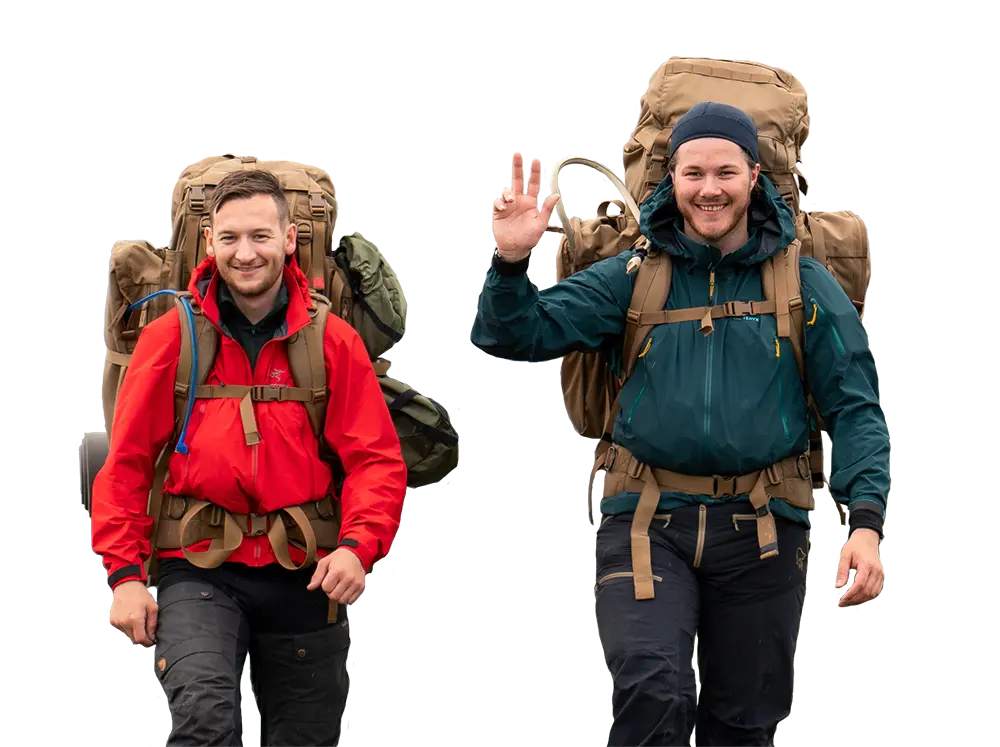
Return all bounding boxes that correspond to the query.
[232,265,264,273]
[696,204,728,213]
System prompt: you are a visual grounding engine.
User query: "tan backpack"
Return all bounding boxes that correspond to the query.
[84,156,459,583]
[550,59,873,599]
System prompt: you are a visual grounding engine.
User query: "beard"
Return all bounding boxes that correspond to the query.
[217,258,284,298]
[678,183,753,246]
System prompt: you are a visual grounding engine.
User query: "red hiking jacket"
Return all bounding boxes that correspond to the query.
[92,257,407,589]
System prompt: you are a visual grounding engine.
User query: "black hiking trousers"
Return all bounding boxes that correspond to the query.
[152,558,350,746]
[595,502,810,747]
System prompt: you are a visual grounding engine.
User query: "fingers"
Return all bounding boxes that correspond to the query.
[129,610,154,647]
[838,559,884,607]
[511,153,542,200]
[307,556,332,590]
[835,549,852,589]
[511,152,524,195]
[146,601,159,644]
[526,158,542,198]
[494,188,516,215]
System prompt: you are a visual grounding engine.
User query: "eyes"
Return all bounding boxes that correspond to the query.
[682,170,737,179]
[219,233,272,243]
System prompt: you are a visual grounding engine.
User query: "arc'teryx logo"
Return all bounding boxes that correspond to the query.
[268,368,286,389]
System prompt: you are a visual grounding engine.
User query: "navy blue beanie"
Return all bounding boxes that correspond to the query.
[668,102,760,164]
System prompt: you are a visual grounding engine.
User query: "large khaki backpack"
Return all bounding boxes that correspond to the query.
[82,155,459,578]
[550,57,872,531]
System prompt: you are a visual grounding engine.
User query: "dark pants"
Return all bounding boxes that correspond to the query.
[595,503,809,747]
[152,559,350,746]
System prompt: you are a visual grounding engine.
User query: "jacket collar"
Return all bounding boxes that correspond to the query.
[638,172,798,270]
[187,255,314,338]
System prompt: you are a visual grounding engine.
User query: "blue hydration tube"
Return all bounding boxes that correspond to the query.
[125,290,198,455]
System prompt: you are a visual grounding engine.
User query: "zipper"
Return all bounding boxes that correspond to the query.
[810,297,846,355]
[625,335,653,425]
[775,330,790,441]
[693,504,707,568]
[626,377,647,425]
[778,374,791,441]
[595,571,664,592]
[703,265,718,459]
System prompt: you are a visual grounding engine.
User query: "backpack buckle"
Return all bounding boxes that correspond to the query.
[247,513,268,537]
[189,186,206,212]
[206,504,224,527]
[765,464,781,486]
[603,445,618,471]
[626,457,644,480]
[309,192,326,218]
[712,475,736,497]
[796,454,811,480]
[626,309,641,325]
[166,495,187,520]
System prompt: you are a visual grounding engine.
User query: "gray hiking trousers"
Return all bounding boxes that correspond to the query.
[152,559,350,746]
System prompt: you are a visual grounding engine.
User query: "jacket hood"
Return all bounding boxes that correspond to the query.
[638,172,797,269]
[187,254,314,334]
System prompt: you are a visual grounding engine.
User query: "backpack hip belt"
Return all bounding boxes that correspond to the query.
[153,494,341,571]
[590,442,813,601]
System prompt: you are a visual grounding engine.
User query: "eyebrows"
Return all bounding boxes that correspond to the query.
[214,226,278,237]
[680,162,743,173]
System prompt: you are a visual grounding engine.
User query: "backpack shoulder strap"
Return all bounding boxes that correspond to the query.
[586,249,672,435]
[622,249,673,380]
[287,291,331,438]
[147,292,219,585]
[765,239,806,381]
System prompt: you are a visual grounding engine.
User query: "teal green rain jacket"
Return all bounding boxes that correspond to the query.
[471,174,889,532]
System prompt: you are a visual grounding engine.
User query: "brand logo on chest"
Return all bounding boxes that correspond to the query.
[268,368,286,389]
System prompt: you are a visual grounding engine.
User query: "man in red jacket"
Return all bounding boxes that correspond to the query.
[92,170,408,746]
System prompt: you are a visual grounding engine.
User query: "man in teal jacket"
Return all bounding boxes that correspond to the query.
[471,102,889,746]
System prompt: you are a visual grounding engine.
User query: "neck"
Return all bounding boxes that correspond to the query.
[683,220,750,256]
[232,276,283,324]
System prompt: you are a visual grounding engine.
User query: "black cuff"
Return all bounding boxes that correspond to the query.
[492,249,530,276]
[108,564,143,588]
[338,538,359,549]
[848,508,884,540]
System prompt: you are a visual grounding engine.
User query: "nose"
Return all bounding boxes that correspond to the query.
[234,236,257,262]
[699,177,723,197]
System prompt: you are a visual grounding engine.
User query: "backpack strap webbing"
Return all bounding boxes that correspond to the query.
[286,291,331,439]
[770,243,845,525]
[145,293,217,585]
[586,251,674,600]
[170,292,330,447]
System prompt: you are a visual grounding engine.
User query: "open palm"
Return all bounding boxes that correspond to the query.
[493,153,561,260]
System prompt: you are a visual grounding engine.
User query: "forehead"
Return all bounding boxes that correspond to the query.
[213,193,281,230]
[673,138,746,169]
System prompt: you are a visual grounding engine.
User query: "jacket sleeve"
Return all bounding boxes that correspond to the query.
[469,250,636,361]
[799,257,891,537]
[322,321,407,572]
[91,311,181,589]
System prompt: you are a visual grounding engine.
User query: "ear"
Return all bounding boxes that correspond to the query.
[750,163,761,190]
[204,225,215,258]
[284,221,297,257]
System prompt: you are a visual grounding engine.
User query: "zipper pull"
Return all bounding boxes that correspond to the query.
[709,270,716,303]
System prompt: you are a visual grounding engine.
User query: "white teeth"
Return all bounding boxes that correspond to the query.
[698,204,726,212]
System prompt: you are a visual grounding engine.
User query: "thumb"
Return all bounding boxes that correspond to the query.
[539,193,561,222]
[147,599,159,642]
[836,549,853,588]
[307,559,325,590]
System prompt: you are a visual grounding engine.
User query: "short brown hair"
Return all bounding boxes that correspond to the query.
[209,170,290,225]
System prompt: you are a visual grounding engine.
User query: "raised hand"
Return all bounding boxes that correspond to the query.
[492,153,561,262]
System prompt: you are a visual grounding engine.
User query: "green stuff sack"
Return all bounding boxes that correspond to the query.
[377,369,458,488]
[326,232,407,361]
